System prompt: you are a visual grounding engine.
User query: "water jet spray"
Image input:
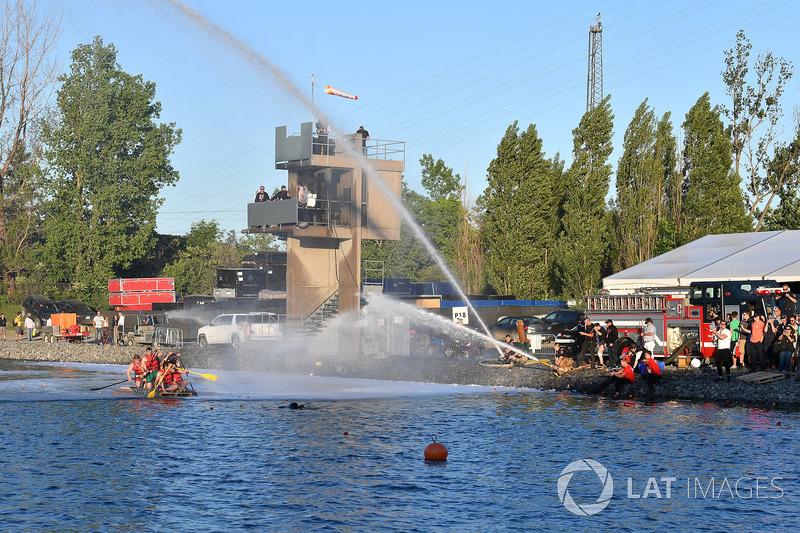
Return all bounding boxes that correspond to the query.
[164,0,505,357]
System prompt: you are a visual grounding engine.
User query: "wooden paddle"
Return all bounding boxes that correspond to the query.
[89,378,131,391]
[147,371,167,398]
[176,368,217,381]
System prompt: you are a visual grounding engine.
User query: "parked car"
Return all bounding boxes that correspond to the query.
[489,316,550,341]
[55,300,98,326]
[197,312,281,350]
[542,309,586,334]
[22,295,60,328]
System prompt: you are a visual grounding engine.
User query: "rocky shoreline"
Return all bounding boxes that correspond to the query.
[2,340,799,409]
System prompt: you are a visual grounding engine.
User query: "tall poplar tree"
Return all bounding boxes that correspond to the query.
[555,96,614,300]
[615,100,678,268]
[482,122,560,298]
[654,113,681,255]
[39,36,181,305]
[680,92,749,245]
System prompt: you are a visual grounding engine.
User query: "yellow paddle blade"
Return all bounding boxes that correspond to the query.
[177,368,217,381]
[146,388,157,399]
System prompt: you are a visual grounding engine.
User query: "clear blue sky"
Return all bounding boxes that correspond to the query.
[45,0,800,236]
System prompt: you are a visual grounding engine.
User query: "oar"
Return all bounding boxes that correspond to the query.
[147,371,167,398]
[176,368,217,381]
[90,378,130,391]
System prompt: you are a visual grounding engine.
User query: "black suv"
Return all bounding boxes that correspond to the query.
[542,309,586,334]
[22,295,60,328]
[55,300,98,326]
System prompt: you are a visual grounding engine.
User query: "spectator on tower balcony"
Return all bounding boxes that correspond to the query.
[271,185,290,201]
[254,186,268,203]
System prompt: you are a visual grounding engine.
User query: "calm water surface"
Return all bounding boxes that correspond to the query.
[0,359,797,532]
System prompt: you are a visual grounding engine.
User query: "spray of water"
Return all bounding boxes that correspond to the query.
[164,0,508,358]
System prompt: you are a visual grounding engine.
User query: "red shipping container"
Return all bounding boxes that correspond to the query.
[109,291,175,306]
[108,278,175,293]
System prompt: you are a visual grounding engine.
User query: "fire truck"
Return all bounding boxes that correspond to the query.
[582,280,788,364]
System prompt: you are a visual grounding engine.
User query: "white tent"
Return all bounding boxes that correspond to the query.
[603,230,800,292]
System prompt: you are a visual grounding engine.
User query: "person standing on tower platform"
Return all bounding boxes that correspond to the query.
[356,126,370,156]
[254,186,268,203]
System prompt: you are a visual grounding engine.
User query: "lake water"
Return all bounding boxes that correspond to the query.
[0,359,797,532]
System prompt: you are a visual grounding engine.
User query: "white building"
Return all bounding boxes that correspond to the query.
[603,230,800,294]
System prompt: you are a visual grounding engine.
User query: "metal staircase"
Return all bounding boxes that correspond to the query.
[302,287,339,333]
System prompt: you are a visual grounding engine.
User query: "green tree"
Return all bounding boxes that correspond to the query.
[761,118,800,230]
[362,155,464,282]
[417,154,461,267]
[453,186,485,295]
[482,122,561,298]
[615,100,678,268]
[680,92,750,244]
[161,220,241,296]
[39,36,181,304]
[555,95,614,300]
[0,148,43,299]
[653,113,681,255]
[0,0,60,299]
[361,183,437,280]
[721,30,795,229]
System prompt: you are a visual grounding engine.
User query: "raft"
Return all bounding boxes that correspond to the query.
[120,383,198,398]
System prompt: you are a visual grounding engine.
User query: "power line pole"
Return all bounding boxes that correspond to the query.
[587,13,603,112]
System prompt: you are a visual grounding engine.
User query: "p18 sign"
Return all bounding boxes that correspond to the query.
[452,307,469,325]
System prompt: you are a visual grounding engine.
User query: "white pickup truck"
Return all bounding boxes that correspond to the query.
[197,312,281,350]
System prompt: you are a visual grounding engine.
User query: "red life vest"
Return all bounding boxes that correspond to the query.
[163,369,182,385]
[144,354,160,372]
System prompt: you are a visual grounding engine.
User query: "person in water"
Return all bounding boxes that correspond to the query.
[279,402,306,409]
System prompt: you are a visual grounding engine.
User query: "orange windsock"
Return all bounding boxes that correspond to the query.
[325,85,358,100]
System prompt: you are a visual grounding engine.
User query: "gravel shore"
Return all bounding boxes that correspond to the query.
[3,340,799,409]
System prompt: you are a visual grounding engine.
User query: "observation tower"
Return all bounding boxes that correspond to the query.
[245,122,405,326]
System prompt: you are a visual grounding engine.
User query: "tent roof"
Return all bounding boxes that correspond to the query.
[603,230,800,291]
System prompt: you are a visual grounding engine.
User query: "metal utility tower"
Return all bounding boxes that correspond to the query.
[586,13,603,112]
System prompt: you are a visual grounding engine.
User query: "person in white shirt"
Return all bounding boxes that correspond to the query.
[93,311,104,344]
[117,312,125,345]
[713,320,733,382]
[642,318,657,354]
[24,313,35,341]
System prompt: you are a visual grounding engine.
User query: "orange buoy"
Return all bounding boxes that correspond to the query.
[424,435,448,461]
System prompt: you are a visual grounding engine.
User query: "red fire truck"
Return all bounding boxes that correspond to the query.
[582,280,788,364]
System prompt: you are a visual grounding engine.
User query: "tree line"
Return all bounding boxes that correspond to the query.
[0,3,278,309]
[1,1,798,308]
[366,30,800,301]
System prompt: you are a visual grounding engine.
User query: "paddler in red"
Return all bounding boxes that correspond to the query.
[126,354,145,387]
[159,352,187,392]
[141,347,161,390]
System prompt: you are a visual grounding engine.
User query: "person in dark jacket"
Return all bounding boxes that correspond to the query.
[604,319,619,366]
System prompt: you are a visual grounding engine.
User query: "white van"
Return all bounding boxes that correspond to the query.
[197,312,281,349]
